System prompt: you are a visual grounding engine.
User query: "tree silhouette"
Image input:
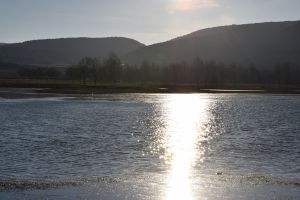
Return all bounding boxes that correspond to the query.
[103,53,122,82]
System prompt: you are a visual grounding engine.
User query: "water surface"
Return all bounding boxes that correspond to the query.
[0,93,299,199]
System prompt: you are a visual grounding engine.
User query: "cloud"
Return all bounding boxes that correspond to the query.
[169,0,219,12]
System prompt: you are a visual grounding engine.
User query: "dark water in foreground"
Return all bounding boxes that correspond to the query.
[0,93,299,199]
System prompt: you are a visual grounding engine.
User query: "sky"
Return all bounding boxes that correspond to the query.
[0,0,300,45]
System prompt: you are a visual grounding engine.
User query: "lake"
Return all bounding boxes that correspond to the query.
[0,93,299,199]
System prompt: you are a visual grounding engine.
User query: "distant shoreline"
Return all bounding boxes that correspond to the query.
[0,79,300,97]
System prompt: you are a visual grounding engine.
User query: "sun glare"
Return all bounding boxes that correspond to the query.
[171,0,194,11]
[169,0,218,12]
[162,94,209,200]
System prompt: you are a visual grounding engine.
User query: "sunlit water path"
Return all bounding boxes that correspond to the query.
[160,95,210,200]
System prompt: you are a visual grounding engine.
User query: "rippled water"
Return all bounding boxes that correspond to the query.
[0,94,299,199]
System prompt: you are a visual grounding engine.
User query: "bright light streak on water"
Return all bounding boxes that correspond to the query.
[162,94,209,200]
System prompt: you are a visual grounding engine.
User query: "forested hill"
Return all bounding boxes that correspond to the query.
[123,21,300,67]
[0,37,145,65]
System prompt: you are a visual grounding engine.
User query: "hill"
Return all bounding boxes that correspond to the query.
[123,21,300,67]
[0,37,145,65]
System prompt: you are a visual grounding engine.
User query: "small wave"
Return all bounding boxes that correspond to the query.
[0,180,80,191]
[0,176,128,191]
[218,174,300,187]
[1,174,299,192]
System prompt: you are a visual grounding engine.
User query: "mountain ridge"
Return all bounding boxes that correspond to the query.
[0,37,145,65]
[123,20,300,67]
[1,20,300,67]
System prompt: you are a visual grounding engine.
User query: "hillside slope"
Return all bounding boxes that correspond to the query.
[0,37,145,65]
[123,21,300,67]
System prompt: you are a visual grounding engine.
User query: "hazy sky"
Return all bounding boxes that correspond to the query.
[1,0,300,44]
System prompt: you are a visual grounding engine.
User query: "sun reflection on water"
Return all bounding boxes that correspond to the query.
[162,94,209,200]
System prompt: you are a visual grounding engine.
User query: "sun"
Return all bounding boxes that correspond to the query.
[170,0,194,11]
[169,0,218,12]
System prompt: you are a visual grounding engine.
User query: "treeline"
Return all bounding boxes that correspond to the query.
[16,53,300,89]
